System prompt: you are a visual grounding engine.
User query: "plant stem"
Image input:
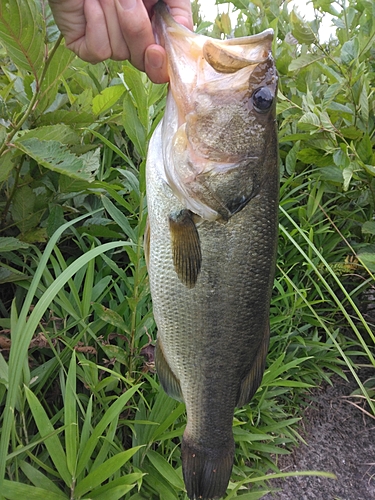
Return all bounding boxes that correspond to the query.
[0,34,64,159]
[128,187,146,377]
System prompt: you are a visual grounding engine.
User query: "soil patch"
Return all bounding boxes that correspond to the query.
[263,367,375,500]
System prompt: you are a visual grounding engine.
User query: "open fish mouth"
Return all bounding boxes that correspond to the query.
[152,1,278,221]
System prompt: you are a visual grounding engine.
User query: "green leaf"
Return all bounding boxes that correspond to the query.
[40,109,95,127]
[285,142,299,174]
[358,252,375,272]
[290,10,316,44]
[142,461,179,500]
[64,352,78,477]
[92,304,130,333]
[121,62,148,128]
[267,380,313,388]
[362,221,375,235]
[14,139,100,182]
[340,38,359,65]
[0,0,45,78]
[24,386,72,487]
[37,45,76,114]
[47,205,66,238]
[298,112,320,131]
[288,54,323,71]
[340,126,363,140]
[90,484,136,500]
[74,447,143,497]
[76,385,141,476]
[262,356,313,384]
[313,0,340,15]
[100,344,128,366]
[16,125,80,145]
[356,134,373,164]
[0,267,28,285]
[21,227,47,244]
[297,148,332,167]
[0,150,15,183]
[101,195,136,241]
[326,101,353,117]
[10,185,41,234]
[92,85,126,115]
[19,461,64,496]
[359,81,369,123]
[88,473,144,499]
[122,93,147,158]
[343,162,358,191]
[1,480,67,500]
[362,163,375,177]
[147,451,185,490]
[0,237,29,253]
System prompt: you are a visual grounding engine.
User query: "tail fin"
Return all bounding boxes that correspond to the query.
[182,435,235,500]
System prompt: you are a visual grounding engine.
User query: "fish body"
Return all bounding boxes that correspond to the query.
[146,3,278,499]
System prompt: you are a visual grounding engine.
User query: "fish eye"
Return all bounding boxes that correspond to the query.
[252,87,273,113]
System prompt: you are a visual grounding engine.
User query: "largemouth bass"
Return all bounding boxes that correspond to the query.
[146,3,278,498]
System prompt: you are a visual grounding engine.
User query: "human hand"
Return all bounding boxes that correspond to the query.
[48,0,193,83]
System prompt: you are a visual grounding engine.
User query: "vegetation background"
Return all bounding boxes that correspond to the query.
[0,0,374,498]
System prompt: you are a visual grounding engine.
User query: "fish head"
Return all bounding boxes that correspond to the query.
[153,2,278,220]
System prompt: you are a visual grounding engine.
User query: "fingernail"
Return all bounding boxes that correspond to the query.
[146,48,163,69]
[118,0,137,11]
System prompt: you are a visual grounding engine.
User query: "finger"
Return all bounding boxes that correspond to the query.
[49,0,87,47]
[74,0,114,63]
[164,0,193,30]
[144,0,193,30]
[115,0,156,72]
[98,0,130,60]
[145,44,169,83]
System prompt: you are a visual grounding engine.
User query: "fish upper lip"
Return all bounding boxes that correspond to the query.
[153,1,274,67]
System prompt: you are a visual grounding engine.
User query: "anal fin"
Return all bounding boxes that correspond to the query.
[155,338,184,403]
[237,323,270,407]
[169,209,202,289]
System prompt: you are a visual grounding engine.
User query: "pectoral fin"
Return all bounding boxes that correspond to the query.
[236,324,270,407]
[155,338,184,403]
[169,209,202,288]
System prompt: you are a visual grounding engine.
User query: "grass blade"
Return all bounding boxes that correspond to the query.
[24,386,71,487]
[74,446,143,497]
[19,461,64,495]
[1,481,67,500]
[147,450,185,491]
[64,352,78,477]
[76,384,141,476]
[0,210,102,487]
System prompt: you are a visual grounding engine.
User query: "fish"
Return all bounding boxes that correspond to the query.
[145,2,279,499]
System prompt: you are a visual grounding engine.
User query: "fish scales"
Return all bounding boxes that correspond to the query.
[146,2,279,498]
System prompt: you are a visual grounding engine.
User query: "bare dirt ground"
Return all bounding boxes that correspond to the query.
[263,366,375,500]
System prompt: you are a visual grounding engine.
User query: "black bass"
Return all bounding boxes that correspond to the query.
[146,3,278,498]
